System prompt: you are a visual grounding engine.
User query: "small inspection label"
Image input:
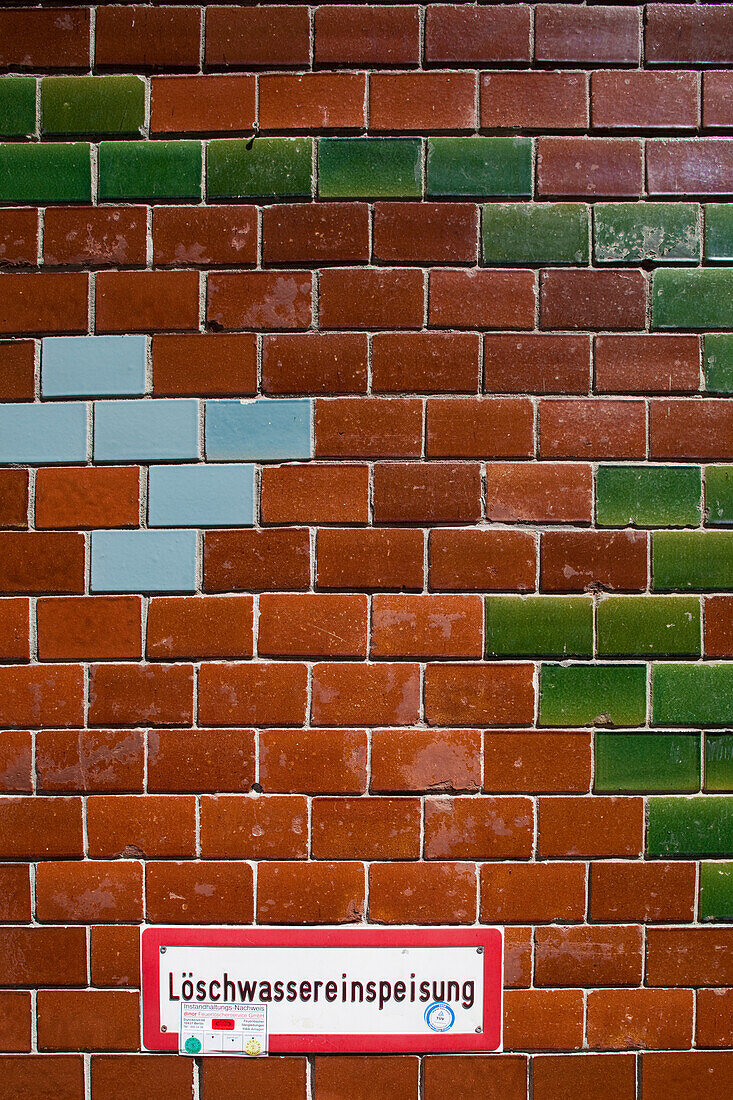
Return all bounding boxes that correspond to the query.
[179,1002,268,1057]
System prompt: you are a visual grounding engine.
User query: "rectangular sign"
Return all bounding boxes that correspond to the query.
[142,926,503,1054]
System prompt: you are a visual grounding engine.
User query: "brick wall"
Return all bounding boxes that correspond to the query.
[0,2,732,1098]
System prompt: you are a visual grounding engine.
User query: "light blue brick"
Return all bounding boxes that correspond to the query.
[91,529,197,593]
[42,335,147,397]
[94,399,199,462]
[205,399,312,462]
[0,402,87,464]
[148,464,255,528]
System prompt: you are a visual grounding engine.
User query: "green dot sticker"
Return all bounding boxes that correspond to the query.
[184,1036,201,1055]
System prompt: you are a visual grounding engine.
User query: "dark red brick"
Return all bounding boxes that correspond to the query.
[426,5,530,65]
[541,270,647,331]
[538,138,643,198]
[315,6,419,67]
[96,6,201,70]
[481,71,588,131]
[536,4,640,65]
[206,6,310,68]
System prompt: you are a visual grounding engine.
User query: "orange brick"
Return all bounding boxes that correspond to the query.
[535,925,643,987]
[259,73,366,131]
[152,333,257,397]
[35,861,143,923]
[257,862,364,924]
[311,662,420,727]
[0,1055,84,1098]
[86,795,196,859]
[43,207,147,269]
[92,1055,194,1100]
[262,465,370,525]
[646,928,733,987]
[199,662,308,727]
[262,333,368,396]
[0,864,31,921]
[263,203,370,265]
[372,332,480,394]
[208,271,312,331]
[590,862,696,922]
[425,796,533,859]
[37,990,140,1052]
[480,862,587,924]
[587,989,694,1051]
[484,732,592,793]
[37,596,142,660]
[315,1056,418,1100]
[373,463,482,524]
[642,1053,733,1100]
[427,398,534,459]
[373,202,479,264]
[0,992,31,1052]
[424,1054,528,1100]
[258,594,368,658]
[147,729,255,793]
[36,729,145,793]
[205,528,311,592]
[0,926,86,986]
[503,989,584,1052]
[90,926,140,989]
[151,75,256,133]
[505,928,532,989]
[96,271,199,333]
[532,1055,636,1100]
[430,529,537,592]
[0,340,35,401]
[315,397,423,458]
[146,596,253,659]
[0,466,29,529]
[0,664,83,728]
[0,796,83,859]
[539,398,646,459]
[0,273,88,335]
[370,72,476,131]
[153,205,257,266]
[371,594,483,658]
[88,663,193,727]
[486,463,593,523]
[35,467,140,530]
[0,531,84,594]
[312,797,421,860]
[259,729,368,794]
[0,730,31,792]
[201,795,308,859]
[317,528,424,591]
[369,862,477,924]
[146,861,254,924]
[0,597,30,661]
[424,663,534,727]
[319,268,424,330]
[201,1058,306,1100]
[429,269,535,329]
[539,796,644,858]
[696,988,733,1049]
[371,728,482,793]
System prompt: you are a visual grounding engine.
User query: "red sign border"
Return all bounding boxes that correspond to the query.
[141,925,503,1054]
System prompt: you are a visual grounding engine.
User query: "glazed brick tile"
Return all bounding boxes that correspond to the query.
[0,925,86,985]
[480,862,586,924]
[208,271,313,331]
[703,73,733,129]
[424,795,533,860]
[199,662,308,727]
[147,861,254,924]
[202,1059,306,1100]
[373,202,479,265]
[538,796,644,858]
[0,208,37,267]
[92,1056,194,1099]
[485,595,592,660]
[319,268,424,330]
[311,662,420,727]
[318,137,420,200]
[0,730,31,792]
[153,333,257,397]
[204,528,311,592]
[369,862,477,925]
[592,71,699,131]
[262,203,370,266]
[96,270,199,334]
[0,531,84,594]
[646,928,733,988]
[696,989,733,1048]
[373,463,482,525]
[0,341,34,401]
[88,663,193,727]
[538,398,646,459]
[208,137,312,200]
[0,273,88,336]
[425,6,530,65]
[595,335,700,395]
[201,795,308,860]
[96,6,201,71]
[0,75,37,138]
[263,333,367,396]
[371,728,481,794]
[535,5,639,65]
[486,462,593,524]
[0,9,89,71]
[153,205,257,267]
[590,862,696,923]
[316,1057,418,1100]
[371,594,483,659]
[0,469,28,529]
[0,865,31,921]
[483,202,589,266]
[151,75,256,134]
[484,335,590,395]
[259,74,366,132]
[423,1055,528,1100]
[43,207,147,269]
[429,528,536,592]
[37,596,142,661]
[258,593,367,658]
[372,332,479,394]
[484,731,591,794]
[261,464,369,525]
[206,6,310,68]
[427,136,532,198]
[0,991,30,1052]
[0,597,29,661]
[369,72,476,132]
[37,989,140,1052]
[587,989,694,1052]
[259,729,367,795]
[312,796,421,860]
[0,1057,83,1099]
[429,269,535,330]
[541,270,647,331]
[651,400,733,460]
[147,729,255,793]
[532,1055,636,1100]
[86,795,196,859]
[315,397,422,458]
[503,989,584,1052]
[146,596,254,660]
[537,138,643,198]
[36,729,144,794]
[535,925,643,987]
[35,466,140,530]
[646,5,733,66]
[542,530,647,594]
[316,527,424,591]
[481,71,588,131]
[424,663,534,727]
[0,795,83,859]
[35,861,143,924]
[314,6,419,68]
[540,662,646,728]
[257,861,365,924]
[647,140,733,196]
[427,398,534,459]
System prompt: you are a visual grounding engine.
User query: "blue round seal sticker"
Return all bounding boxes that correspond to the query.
[424,1001,455,1033]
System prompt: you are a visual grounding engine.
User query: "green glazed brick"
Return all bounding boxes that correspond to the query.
[597,596,701,658]
[41,76,145,136]
[705,204,733,262]
[0,77,35,138]
[485,596,592,658]
[706,466,733,525]
[596,465,702,529]
[700,863,733,920]
[706,735,733,791]
[647,796,733,857]
[318,138,420,199]
[539,663,647,728]
[427,137,532,198]
[652,269,733,331]
[705,335,733,394]
[482,203,589,264]
[594,202,700,264]
[653,531,733,591]
[208,137,312,199]
[653,662,733,726]
[0,142,91,204]
[99,140,202,201]
[596,732,701,793]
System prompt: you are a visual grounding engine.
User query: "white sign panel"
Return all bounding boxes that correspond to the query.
[179,1002,267,1056]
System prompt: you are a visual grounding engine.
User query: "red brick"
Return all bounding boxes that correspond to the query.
[592,71,699,130]
[427,398,534,459]
[532,1055,636,1100]
[206,6,310,68]
[642,1053,733,1100]
[503,990,584,1051]
[89,664,193,727]
[317,528,424,591]
[0,926,86,987]
[429,269,535,329]
[260,729,368,794]
[484,732,592,793]
[484,334,590,395]
[646,928,733,987]
[538,138,643,198]
[0,864,31,920]
[205,528,311,592]
[0,730,31,792]
[262,465,370,525]
[263,204,369,265]
[370,72,476,131]
[316,1056,418,1100]
[590,862,696,923]
[0,796,83,859]
[587,989,694,1051]
[315,397,423,458]
[371,594,483,659]
[36,729,144,793]
[312,796,421,860]
[595,335,700,395]
[505,928,532,989]
[37,596,142,661]
[0,9,89,70]
[426,6,530,65]
[486,463,592,524]
[0,273,87,335]
[315,6,419,67]
[0,1056,83,1100]
[201,793,307,859]
[706,597,733,657]
[208,271,312,331]
[374,202,478,264]
[430,529,537,593]
[36,861,143,924]
[0,992,30,1053]
[0,665,83,728]
[538,796,644,858]
[0,597,29,661]
[697,989,733,1049]
[90,926,140,989]
[262,333,368,395]
[0,208,37,267]
[372,332,480,394]
[541,270,646,330]
[91,1055,194,1100]
[0,341,34,401]
[146,595,254,659]
[319,268,423,330]
[425,796,533,859]
[539,399,646,459]
[424,1054,527,1100]
[96,6,201,70]
[481,71,588,130]
[647,139,733,196]
[86,795,196,859]
[153,205,257,267]
[541,530,647,593]
[536,4,640,65]
[480,862,586,923]
[151,75,256,133]
[259,593,367,658]
[38,990,139,1052]
[371,728,482,794]
[425,663,534,727]
[646,6,733,66]
[312,662,420,727]
[147,728,254,793]
[703,72,733,129]
[153,333,257,397]
[535,925,643,987]
[373,463,482,525]
[259,73,366,131]
[369,862,477,924]
[146,861,254,924]
[199,662,308,727]
[43,207,147,268]
[96,271,199,333]
[651,399,733,460]
[36,467,140,530]
[257,862,364,924]
[202,1058,306,1100]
